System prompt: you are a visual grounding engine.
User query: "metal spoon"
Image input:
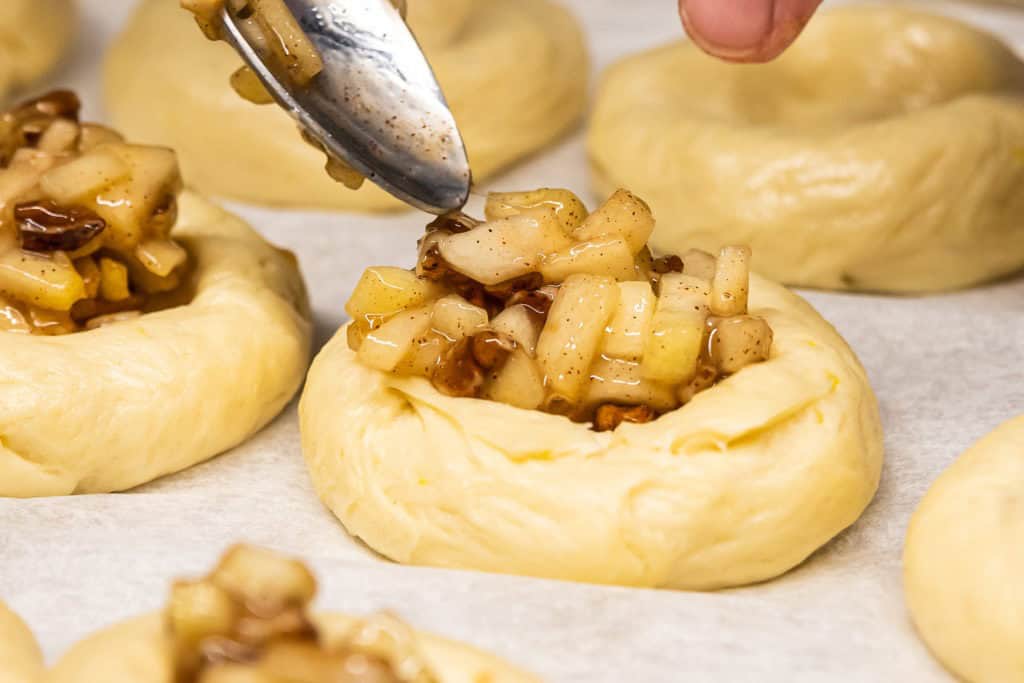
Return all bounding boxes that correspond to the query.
[219,0,471,213]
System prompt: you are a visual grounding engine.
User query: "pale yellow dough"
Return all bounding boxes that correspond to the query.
[299,275,883,589]
[103,0,588,211]
[0,601,42,683]
[904,415,1024,683]
[588,6,1024,292]
[45,612,538,683]
[0,0,75,98]
[0,192,311,498]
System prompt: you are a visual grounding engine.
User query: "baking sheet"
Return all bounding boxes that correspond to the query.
[1,0,1023,680]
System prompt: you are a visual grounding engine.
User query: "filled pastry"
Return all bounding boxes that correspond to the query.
[903,415,1024,683]
[0,0,75,98]
[0,91,311,498]
[103,0,587,211]
[300,187,884,589]
[588,6,1024,292]
[0,601,42,683]
[46,545,538,683]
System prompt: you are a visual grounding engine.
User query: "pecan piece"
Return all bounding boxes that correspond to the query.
[432,338,484,398]
[506,286,557,317]
[593,404,657,432]
[470,331,515,370]
[425,210,478,234]
[15,200,106,252]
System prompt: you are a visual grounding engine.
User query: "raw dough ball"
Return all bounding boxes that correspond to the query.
[0,0,75,97]
[0,601,42,683]
[300,275,883,590]
[104,0,588,211]
[0,192,312,497]
[46,612,538,683]
[588,6,1024,292]
[904,415,1024,683]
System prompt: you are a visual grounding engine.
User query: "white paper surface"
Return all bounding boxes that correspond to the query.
[1,1,1023,681]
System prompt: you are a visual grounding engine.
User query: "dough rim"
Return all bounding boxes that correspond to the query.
[0,601,42,683]
[0,191,312,497]
[103,0,588,211]
[45,612,539,683]
[903,415,1024,683]
[299,275,883,590]
[587,5,1024,292]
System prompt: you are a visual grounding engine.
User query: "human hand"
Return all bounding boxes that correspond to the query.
[678,0,823,62]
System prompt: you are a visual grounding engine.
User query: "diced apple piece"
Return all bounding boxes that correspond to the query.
[250,0,324,85]
[74,256,101,299]
[484,188,589,235]
[37,119,79,153]
[484,349,546,410]
[77,124,124,152]
[99,257,131,301]
[601,280,654,360]
[27,306,77,335]
[394,329,449,377]
[134,239,188,277]
[40,148,130,204]
[0,249,85,311]
[535,274,619,402]
[345,266,440,325]
[489,304,542,356]
[540,237,637,283]
[640,308,705,385]
[710,246,751,316]
[585,356,679,413]
[357,307,433,372]
[681,249,717,281]
[89,144,181,252]
[0,298,31,333]
[431,294,488,341]
[437,212,572,285]
[709,315,773,374]
[211,545,317,606]
[572,189,655,254]
[659,273,711,314]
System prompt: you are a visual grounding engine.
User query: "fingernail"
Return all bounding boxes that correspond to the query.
[680,0,775,57]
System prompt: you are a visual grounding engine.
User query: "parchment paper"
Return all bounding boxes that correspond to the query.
[1,1,1022,680]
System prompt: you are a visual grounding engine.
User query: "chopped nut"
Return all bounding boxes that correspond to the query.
[425,211,478,234]
[470,331,515,370]
[505,287,556,317]
[14,200,106,252]
[432,338,484,397]
[593,404,657,432]
[484,272,544,301]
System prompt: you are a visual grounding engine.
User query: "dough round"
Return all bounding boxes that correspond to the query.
[903,415,1024,683]
[300,275,883,590]
[0,0,75,97]
[0,192,311,498]
[588,6,1024,292]
[104,0,588,211]
[46,612,538,683]
[0,601,42,683]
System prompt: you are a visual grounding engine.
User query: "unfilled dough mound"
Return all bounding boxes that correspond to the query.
[588,6,1024,292]
[104,0,588,211]
[904,415,1024,683]
[0,601,42,683]
[46,612,537,683]
[0,192,312,497]
[300,275,883,590]
[0,0,75,96]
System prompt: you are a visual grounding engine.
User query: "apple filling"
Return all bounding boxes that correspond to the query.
[167,545,436,683]
[0,91,190,334]
[345,188,774,431]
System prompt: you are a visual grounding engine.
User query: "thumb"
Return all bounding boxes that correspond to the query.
[678,0,822,63]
